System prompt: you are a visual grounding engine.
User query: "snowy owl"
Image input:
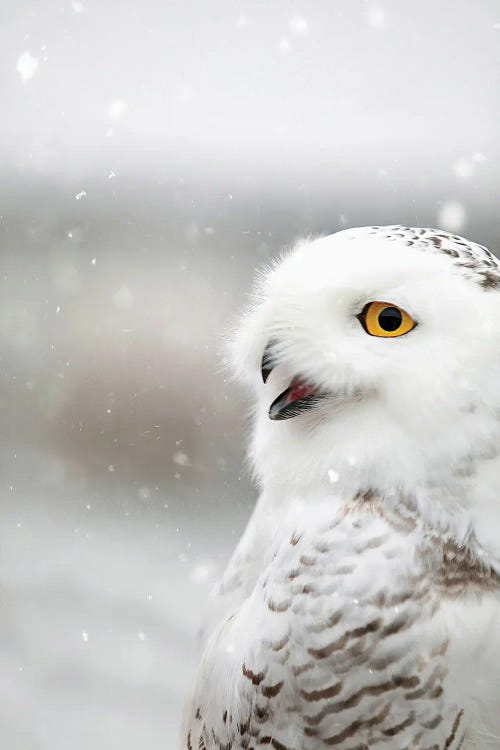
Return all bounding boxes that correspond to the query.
[182,226,500,749]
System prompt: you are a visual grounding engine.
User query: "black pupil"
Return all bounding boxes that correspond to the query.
[378,306,402,332]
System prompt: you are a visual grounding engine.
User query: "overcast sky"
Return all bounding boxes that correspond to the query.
[2,0,499,177]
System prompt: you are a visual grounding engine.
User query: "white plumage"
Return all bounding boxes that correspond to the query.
[181,226,500,749]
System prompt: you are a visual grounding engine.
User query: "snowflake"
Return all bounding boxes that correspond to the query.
[367,7,386,29]
[108,99,127,118]
[289,15,309,35]
[17,52,39,83]
[113,285,134,309]
[453,159,474,180]
[438,201,467,233]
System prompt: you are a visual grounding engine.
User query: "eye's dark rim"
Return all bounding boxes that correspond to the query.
[356,302,418,337]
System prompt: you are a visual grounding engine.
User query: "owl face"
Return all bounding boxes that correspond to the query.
[234,227,500,494]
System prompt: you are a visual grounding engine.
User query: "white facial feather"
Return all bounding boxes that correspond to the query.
[232,226,500,547]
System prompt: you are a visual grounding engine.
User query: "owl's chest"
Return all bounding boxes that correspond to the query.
[236,510,465,748]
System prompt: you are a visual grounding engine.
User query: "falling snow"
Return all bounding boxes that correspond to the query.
[172,450,191,467]
[113,285,134,309]
[277,38,291,54]
[328,469,340,484]
[453,158,474,180]
[2,5,499,749]
[138,486,151,500]
[438,200,467,232]
[108,99,127,118]
[190,561,216,585]
[367,7,386,29]
[472,152,487,163]
[289,15,309,35]
[16,52,39,82]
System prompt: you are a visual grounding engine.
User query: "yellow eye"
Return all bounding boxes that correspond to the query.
[358,301,417,338]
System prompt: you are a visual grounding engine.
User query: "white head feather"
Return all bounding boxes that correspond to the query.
[232,226,500,561]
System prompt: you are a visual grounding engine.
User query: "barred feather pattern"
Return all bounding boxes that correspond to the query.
[361,226,500,291]
[182,494,499,750]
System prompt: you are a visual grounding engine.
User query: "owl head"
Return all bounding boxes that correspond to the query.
[232,226,500,524]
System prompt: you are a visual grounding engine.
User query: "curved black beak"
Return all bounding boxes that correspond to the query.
[261,340,277,383]
[261,340,325,420]
[269,387,321,420]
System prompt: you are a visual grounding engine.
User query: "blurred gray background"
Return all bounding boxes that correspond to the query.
[1,1,499,748]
